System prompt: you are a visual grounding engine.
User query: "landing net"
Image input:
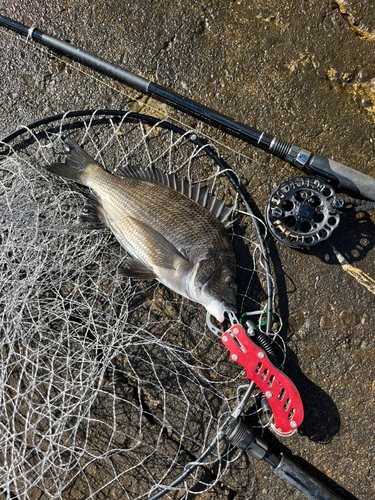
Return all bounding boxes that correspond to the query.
[0,111,280,499]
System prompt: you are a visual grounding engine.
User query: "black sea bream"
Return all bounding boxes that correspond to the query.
[45,137,237,322]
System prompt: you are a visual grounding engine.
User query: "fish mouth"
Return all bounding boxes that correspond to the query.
[207,300,237,324]
[222,301,238,322]
[200,271,237,323]
[224,301,237,314]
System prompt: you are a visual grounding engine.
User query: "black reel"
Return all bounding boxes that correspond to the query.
[266,176,343,248]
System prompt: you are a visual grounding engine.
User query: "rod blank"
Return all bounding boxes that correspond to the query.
[1,13,375,201]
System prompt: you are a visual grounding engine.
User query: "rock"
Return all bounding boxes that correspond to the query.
[305,340,321,359]
[21,74,35,88]
[289,311,305,331]
[323,16,334,29]
[316,67,327,79]
[320,315,334,329]
[352,353,362,364]
[339,309,361,328]
[249,174,261,188]
[361,99,372,108]
[358,67,375,83]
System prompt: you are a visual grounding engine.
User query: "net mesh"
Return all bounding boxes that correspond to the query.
[0,111,278,500]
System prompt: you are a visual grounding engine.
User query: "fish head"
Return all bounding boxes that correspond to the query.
[191,252,237,323]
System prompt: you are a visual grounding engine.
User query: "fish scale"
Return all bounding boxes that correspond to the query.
[90,172,228,255]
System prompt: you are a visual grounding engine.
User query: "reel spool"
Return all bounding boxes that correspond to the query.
[266,176,342,248]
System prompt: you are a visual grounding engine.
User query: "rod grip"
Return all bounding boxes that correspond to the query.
[306,154,375,201]
[273,453,344,500]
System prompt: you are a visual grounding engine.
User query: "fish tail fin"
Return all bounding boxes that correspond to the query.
[44,136,101,185]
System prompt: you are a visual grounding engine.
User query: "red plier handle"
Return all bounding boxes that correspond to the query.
[207,312,304,436]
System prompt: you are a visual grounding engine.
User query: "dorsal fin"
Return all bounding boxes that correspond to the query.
[199,187,209,208]
[191,182,201,203]
[220,204,234,225]
[116,164,233,225]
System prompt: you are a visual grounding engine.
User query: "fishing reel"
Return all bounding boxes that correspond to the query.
[265,176,343,248]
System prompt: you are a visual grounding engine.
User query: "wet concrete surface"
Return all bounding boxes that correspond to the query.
[0,1,374,499]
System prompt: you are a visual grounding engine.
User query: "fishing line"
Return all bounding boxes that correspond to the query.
[0,26,255,163]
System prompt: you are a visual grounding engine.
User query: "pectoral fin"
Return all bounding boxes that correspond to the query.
[128,217,186,269]
[118,259,157,280]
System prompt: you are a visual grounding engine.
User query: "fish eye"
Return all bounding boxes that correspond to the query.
[225,276,235,289]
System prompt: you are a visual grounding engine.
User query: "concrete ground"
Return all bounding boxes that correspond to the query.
[0,1,374,499]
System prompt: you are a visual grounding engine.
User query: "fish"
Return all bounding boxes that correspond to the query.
[45,136,237,322]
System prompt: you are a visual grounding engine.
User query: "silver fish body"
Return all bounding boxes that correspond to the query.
[45,137,237,322]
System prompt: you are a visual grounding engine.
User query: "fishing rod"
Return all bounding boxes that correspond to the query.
[0,18,351,500]
[1,14,375,202]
